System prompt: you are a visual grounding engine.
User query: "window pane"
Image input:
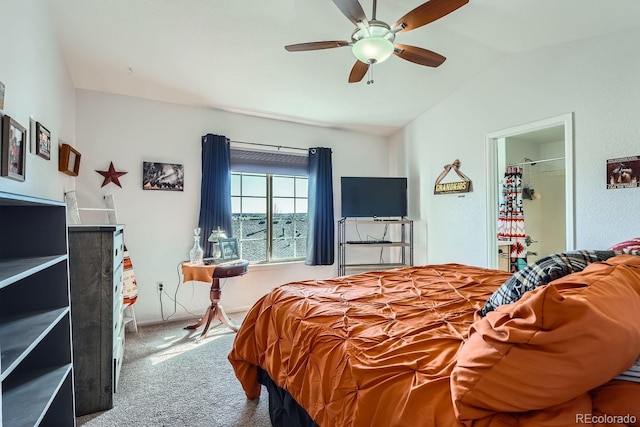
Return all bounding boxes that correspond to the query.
[242,197,267,214]
[273,197,294,214]
[272,237,296,260]
[231,172,307,263]
[242,174,266,197]
[238,215,266,238]
[295,238,307,258]
[240,238,267,262]
[273,213,293,239]
[296,178,308,198]
[294,214,307,238]
[231,196,241,213]
[272,211,307,261]
[273,176,295,197]
[233,213,267,262]
[295,199,308,214]
[231,174,241,196]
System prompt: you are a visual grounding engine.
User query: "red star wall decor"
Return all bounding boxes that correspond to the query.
[96,162,127,188]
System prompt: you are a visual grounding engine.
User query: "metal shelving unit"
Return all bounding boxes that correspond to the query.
[338,218,413,276]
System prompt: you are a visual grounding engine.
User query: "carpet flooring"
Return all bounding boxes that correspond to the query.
[76,314,272,427]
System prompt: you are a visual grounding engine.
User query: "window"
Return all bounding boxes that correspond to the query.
[231,172,308,263]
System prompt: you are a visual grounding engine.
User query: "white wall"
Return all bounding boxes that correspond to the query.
[392,27,640,267]
[0,0,76,200]
[73,90,390,325]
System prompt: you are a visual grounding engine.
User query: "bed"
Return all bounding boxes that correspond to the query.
[228,253,640,426]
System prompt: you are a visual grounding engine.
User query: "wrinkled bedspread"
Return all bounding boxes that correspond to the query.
[228,263,640,426]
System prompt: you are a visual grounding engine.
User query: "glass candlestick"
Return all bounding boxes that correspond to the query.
[189,227,204,265]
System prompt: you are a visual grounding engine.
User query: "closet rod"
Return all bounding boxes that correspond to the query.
[230,139,308,153]
[508,156,565,167]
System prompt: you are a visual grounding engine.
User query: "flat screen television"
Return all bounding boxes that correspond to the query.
[341,177,408,218]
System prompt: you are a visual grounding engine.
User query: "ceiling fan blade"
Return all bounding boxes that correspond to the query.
[393,0,468,33]
[285,41,350,52]
[394,44,446,67]
[332,0,368,26]
[349,61,369,83]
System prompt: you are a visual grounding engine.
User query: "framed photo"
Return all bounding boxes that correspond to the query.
[58,143,81,176]
[142,161,184,191]
[35,122,51,160]
[607,156,639,189]
[1,115,27,181]
[0,81,5,110]
[219,238,240,260]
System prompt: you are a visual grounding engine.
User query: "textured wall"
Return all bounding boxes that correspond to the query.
[73,90,390,324]
[393,27,640,267]
[0,0,76,200]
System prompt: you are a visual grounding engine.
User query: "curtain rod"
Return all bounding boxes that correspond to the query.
[508,156,565,166]
[230,139,308,153]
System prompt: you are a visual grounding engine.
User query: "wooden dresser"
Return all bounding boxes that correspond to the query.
[68,224,126,416]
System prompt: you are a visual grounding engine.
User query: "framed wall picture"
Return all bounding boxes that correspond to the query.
[35,122,51,160]
[59,143,81,176]
[142,161,184,191]
[219,238,240,260]
[0,81,5,110]
[607,156,639,189]
[1,115,27,181]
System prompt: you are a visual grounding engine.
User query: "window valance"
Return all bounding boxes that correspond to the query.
[230,149,308,176]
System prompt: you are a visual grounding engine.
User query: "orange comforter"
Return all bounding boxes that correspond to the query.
[228,262,640,426]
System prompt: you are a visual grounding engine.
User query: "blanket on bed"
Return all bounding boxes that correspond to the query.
[229,258,640,427]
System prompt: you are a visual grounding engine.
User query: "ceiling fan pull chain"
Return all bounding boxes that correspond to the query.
[367,64,374,85]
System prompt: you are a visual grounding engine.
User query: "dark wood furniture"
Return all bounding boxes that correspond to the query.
[0,191,76,426]
[68,225,125,416]
[181,259,249,338]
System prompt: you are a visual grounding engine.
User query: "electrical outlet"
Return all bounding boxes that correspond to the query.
[157,282,164,293]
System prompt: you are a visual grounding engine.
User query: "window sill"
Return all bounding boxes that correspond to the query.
[248,260,306,271]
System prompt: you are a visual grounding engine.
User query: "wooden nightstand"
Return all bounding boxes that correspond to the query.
[181,259,249,338]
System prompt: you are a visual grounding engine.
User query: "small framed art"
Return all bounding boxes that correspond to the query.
[219,238,240,260]
[607,156,639,189]
[142,161,184,191]
[1,115,27,181]
[59,143,81,176]
[35,122,51,160]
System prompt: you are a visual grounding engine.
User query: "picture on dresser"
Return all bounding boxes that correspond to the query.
[142,161,184,191]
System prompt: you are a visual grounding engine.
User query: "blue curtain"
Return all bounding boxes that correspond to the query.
[306,147,334,265]
[199,134,232,258]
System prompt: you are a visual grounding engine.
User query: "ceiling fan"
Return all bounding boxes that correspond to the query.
[284,0,469,84]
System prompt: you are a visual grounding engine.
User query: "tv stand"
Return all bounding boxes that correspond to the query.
[338,218,413,276]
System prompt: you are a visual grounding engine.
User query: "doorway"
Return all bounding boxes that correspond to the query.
[485,113,575,270]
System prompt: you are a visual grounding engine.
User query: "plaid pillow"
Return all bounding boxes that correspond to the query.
[480,250,619,316]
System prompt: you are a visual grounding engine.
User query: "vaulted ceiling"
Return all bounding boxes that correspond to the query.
[48,0,640,136]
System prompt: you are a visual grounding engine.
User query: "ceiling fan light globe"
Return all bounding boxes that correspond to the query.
[352,37,394,64]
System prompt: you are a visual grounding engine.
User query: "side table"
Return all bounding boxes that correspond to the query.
[181,259,249,338]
